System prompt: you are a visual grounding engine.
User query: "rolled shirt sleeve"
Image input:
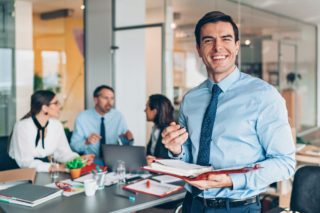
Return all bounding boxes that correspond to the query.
[231,86,296,191]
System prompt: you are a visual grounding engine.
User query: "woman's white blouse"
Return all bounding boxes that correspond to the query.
[9,117,79,172]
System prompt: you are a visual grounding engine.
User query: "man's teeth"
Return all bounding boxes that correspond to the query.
[213,56,226,59]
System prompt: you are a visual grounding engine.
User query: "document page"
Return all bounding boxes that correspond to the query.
[125,179,182,196]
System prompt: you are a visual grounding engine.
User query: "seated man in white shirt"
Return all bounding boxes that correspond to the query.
[70,85,134,157]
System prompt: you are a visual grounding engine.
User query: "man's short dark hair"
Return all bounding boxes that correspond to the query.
[93,85,114,97]
[194,11,239,46]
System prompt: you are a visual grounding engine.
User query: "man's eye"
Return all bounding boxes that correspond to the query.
[205,40,212,43]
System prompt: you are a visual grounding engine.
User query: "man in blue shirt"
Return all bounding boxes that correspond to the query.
[70,85,134,157]
[162,11,295,213]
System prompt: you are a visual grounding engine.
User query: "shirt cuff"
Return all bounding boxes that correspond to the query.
[229,173,247,190]
[168,146,186,160]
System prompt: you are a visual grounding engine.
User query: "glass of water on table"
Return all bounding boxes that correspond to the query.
[50,154,59,178]
[117,160,126,184]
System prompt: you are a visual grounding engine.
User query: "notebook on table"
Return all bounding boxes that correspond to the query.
[141,159,262,181]
[0,184,62,207]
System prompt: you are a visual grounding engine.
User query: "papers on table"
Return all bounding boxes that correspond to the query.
[152,175,181,183]
[74,172,152,186]
[125,179,183,197]
[0,180,29,190]
[45,179,84,197]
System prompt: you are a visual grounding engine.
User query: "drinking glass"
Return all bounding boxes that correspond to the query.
[50,154,59,178]
[116,160,126,184]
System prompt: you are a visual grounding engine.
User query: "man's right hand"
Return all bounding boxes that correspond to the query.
[161,122,188,156]
[85,133,102,145]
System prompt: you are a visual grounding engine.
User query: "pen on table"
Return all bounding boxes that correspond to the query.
[96,166,101,173]
[113,193,135,201]
[147,180,151,189]
[122,186,138,195]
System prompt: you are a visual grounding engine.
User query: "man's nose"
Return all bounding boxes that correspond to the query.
[212,39,222,51]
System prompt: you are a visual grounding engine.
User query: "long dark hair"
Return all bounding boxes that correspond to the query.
[8,90,56,151]
[149,94,174,129]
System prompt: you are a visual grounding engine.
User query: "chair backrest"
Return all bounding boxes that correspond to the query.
[67,131,73,144]
[0,136,19,171]
[290,166,320,213]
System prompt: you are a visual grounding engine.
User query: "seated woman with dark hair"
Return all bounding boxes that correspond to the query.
[8,90,94,172]
[144,94,175,166]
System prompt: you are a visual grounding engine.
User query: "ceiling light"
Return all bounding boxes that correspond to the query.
[171,23,176,29]
[245,39,251,45]
[81,5,85,9]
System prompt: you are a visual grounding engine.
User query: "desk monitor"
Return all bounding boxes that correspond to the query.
[101,144,148,174]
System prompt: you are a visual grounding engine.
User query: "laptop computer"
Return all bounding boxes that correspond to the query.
[101,144,148,174]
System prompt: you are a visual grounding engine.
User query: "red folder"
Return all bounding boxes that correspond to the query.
[141,164,262,181]
[80,163,105,175]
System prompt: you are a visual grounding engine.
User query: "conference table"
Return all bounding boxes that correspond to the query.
[0,172,186,213]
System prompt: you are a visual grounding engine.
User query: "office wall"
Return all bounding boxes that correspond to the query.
[15,1,34,121]
[84,0,113,109]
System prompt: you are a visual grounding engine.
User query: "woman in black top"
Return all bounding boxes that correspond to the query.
[144,94,175,166]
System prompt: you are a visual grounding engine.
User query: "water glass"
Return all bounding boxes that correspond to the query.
[117,160,126,184]
[50,155,59,178]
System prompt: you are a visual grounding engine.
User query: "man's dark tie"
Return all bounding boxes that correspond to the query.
[100,117,106,158]
[192,84,222,197]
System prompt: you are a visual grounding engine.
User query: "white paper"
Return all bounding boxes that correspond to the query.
[45,179,84,197]
[0,180,29,190]
[152,175,180,183]
[74,172,152,186]
[126,179,181,196]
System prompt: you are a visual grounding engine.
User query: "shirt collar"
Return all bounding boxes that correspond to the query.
[206,66,240,93]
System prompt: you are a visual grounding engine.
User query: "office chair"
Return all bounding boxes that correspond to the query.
[265,166,320,213]
[0,136,19,171]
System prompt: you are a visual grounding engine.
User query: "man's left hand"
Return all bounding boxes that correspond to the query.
[120,130,134,141]
[185,174,233,190]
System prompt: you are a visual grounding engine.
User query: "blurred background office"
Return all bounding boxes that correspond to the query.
[0,0,320,211]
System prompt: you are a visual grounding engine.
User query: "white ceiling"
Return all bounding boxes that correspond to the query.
[171,0,316,37]
[240,0,320,25]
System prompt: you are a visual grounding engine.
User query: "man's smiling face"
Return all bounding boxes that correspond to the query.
[196,21,239,76]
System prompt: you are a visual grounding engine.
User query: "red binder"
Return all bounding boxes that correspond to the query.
[80,163,105,175]
[141,164,262,181]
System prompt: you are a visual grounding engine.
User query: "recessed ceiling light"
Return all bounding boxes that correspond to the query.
[245,39,251,45]
[81,5,85,9]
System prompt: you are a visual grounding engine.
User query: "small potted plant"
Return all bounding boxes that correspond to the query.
[64,157,86,179]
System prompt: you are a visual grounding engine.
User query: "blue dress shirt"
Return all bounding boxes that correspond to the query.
[70,108,133,156]
[169,67,296,199]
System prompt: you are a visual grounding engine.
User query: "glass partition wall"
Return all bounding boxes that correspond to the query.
[170,0,317,134]
[0,0,85,136]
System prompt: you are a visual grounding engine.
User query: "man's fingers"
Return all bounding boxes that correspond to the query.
[170,122,176,126]
[162,128,186,144]
[161,124,181,138]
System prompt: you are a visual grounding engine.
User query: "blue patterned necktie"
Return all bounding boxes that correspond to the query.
[192,84,222,197]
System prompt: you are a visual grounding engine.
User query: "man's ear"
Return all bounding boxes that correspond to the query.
[196,44,202,57]
[93,97,98,105]
[235,40,240,55]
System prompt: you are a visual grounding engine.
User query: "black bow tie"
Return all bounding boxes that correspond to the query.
[31,115,49,149]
